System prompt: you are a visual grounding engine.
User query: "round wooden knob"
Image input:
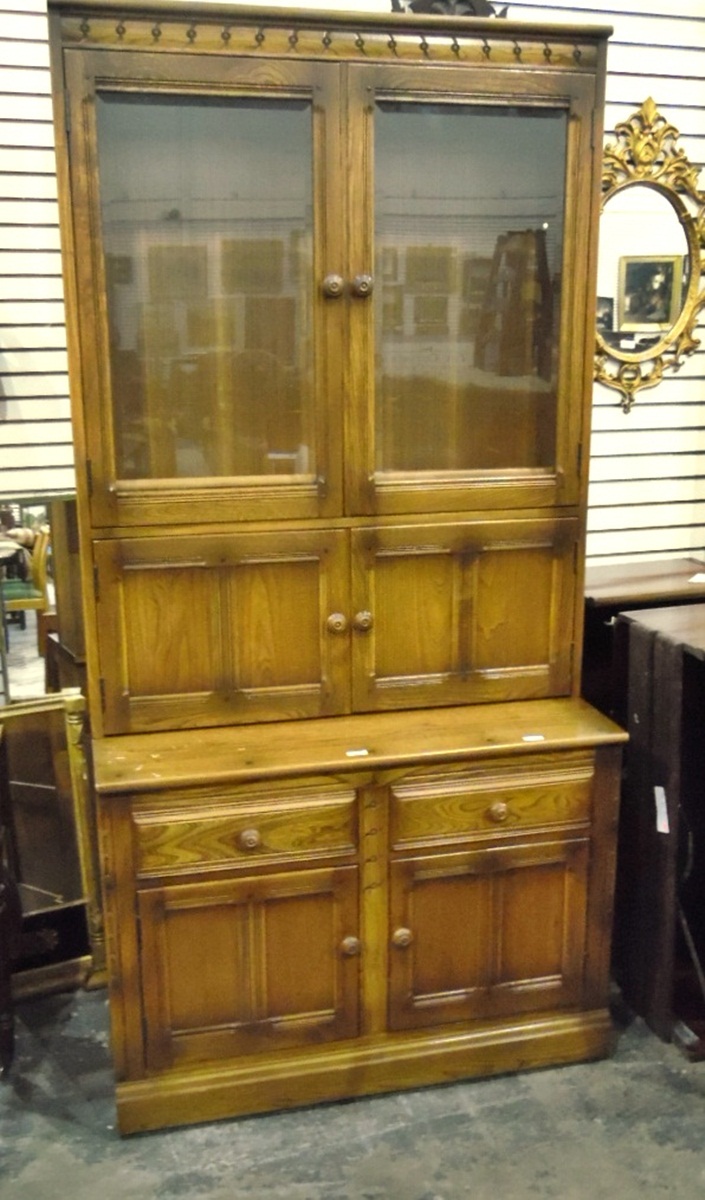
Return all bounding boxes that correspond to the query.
[391,927,413,948]
[326,612,348,634]
[340,936,362,957]
[237,828,262,851]
[352,610,373,633]
[351,273,373,298]
[487,801,509,823]
[322,273,344,298]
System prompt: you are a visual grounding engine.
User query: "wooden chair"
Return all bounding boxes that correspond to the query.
[1,526,51,652]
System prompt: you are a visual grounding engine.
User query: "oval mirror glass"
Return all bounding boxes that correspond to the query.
[596,183,689,355]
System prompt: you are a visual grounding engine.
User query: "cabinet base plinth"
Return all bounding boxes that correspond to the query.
[115,1008,615,1135]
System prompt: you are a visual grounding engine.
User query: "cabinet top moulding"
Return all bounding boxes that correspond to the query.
[49,0,612,68]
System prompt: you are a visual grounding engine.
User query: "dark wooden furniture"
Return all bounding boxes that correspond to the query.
[0,693,106,1004]
[49,1,624,1133]
[613,603,705,1048]
[582,557,705,717]
[0,727,21,1074]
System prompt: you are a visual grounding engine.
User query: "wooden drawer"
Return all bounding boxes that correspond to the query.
[132,787,358,877]
[389,752,594,849]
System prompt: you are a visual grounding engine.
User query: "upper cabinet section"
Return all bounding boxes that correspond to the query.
[50,3,609,528]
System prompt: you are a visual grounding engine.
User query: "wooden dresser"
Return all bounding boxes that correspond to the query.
[48,1,625,1132]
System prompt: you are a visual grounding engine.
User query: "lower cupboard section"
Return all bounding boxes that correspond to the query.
[94,703,626,1133]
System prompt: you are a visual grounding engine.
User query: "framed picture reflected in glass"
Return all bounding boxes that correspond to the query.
[618,255,683,331]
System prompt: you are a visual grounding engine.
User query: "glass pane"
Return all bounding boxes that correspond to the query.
[96,93,314,481]
[375,104,567,474]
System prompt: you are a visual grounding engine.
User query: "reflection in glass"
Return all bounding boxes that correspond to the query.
[596,185,689,353]
[374,104,567,473]
[96,94,314,481]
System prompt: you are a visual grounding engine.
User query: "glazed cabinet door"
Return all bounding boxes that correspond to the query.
[137,864,360,1070]
[344,63,598,516]
[93,530,350,734]
[63,49,344,527]
[350,516,579,711]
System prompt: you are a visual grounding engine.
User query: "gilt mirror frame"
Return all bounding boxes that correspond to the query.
[594,98,705,412]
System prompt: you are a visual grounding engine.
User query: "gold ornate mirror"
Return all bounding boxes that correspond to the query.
[594,98,705,411]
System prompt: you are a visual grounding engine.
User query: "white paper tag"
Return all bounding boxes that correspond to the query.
[688,573,705,583]
[345,748,369,758]
[522,733,545,743]
[654,786,670,834]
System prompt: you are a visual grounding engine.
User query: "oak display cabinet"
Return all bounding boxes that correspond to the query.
[48,1,625,1133]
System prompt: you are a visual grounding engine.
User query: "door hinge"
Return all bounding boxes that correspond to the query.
[99,677,106,712]
[64,90,71,136]
[86,458,94,498]
[577,441,583,476]
[317,474,328,498]
[93,563,100,602]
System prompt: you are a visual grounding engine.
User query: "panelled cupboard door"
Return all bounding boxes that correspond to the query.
[387,837,589,1031]
[63,49,345,528]
[92,515,578,733]
[62,47,596,529]
[137,865,360,1070]
[93,530,350,734]
[351,516,579,711]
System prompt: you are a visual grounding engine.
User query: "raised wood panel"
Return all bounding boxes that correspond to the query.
[138,865,360,1069]
[351,518,578,711]
[388,836,589,1030]
[93,530,350,733]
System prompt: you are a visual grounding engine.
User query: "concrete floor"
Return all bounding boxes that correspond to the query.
[2,989,705,1200]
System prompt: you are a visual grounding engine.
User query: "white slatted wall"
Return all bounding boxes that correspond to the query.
[0,0,703,565]
[0,0,73,498]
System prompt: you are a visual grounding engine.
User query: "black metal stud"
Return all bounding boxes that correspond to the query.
[186,24,197,44]
[115,21,125,40]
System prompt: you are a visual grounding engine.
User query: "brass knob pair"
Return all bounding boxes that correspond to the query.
[322,274,374,299]
[326,611,374,634]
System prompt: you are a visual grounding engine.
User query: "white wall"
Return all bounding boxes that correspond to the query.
[1,0,704,564]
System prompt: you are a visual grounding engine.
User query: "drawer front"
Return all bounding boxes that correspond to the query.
[390,752,594,849]
[133,788,358,876]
